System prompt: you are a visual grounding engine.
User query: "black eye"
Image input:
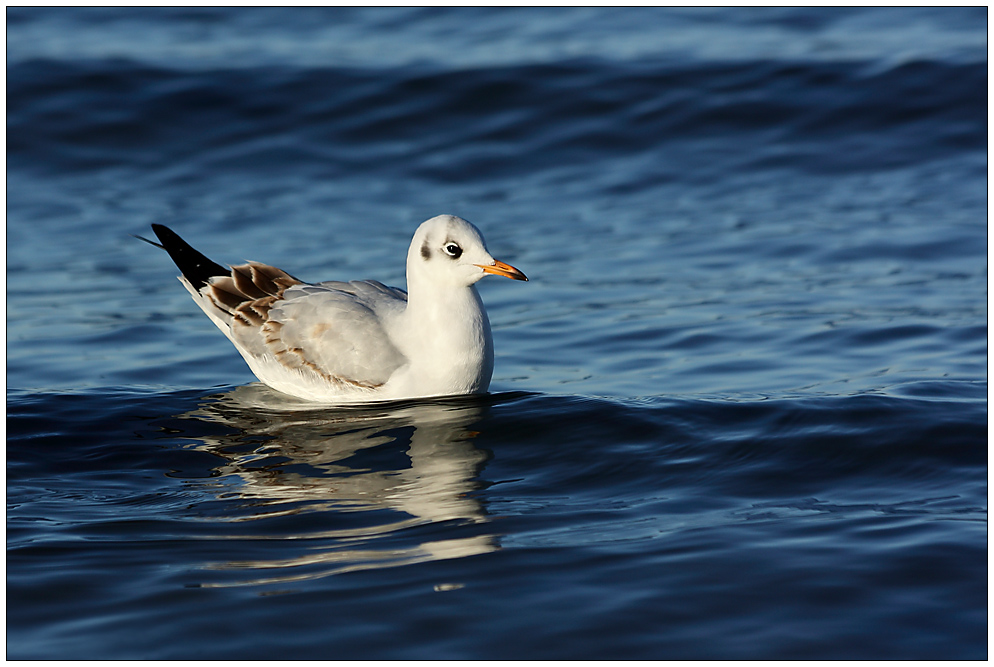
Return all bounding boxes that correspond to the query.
[443,243,462,259]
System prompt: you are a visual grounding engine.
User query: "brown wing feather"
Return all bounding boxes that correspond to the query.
[205,261,303,328]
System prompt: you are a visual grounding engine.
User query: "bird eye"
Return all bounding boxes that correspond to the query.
[444,243,462,259]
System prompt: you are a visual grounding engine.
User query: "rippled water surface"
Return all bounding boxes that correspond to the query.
[7,7,987,659]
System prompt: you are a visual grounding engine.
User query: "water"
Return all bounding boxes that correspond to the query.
[6,7,987,659]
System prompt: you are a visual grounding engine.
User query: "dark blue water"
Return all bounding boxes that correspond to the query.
[7,7,987,659]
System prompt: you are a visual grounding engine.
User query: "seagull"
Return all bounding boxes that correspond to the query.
[141,215,527,403]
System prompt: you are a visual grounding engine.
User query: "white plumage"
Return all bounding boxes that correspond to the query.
[148,215,527,403]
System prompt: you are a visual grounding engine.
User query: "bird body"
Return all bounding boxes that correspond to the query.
[147,215,526,403]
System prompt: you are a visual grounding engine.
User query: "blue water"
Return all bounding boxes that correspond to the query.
[7,7,988,659]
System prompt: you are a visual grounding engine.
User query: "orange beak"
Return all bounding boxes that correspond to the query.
[477,259,528,281]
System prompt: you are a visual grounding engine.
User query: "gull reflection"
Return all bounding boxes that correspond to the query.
[179,384,501,587]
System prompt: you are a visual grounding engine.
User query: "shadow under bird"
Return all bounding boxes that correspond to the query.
[139,215,527,403]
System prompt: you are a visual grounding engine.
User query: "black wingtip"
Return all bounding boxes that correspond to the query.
[132,233,164,249]
[149,224,230,291]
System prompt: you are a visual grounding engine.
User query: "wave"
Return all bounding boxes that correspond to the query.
[8,57,985,177]
[8,384,986,486]
[8,383,985,657]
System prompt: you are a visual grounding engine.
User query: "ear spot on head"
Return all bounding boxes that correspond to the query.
[420,240,431,260]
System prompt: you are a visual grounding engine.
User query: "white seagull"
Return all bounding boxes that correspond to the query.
[142,215,527,403]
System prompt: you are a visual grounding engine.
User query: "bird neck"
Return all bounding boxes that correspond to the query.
[406,280,488,332]
[402,281,494,392]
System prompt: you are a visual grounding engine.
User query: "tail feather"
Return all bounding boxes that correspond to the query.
[150,224,229,291]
